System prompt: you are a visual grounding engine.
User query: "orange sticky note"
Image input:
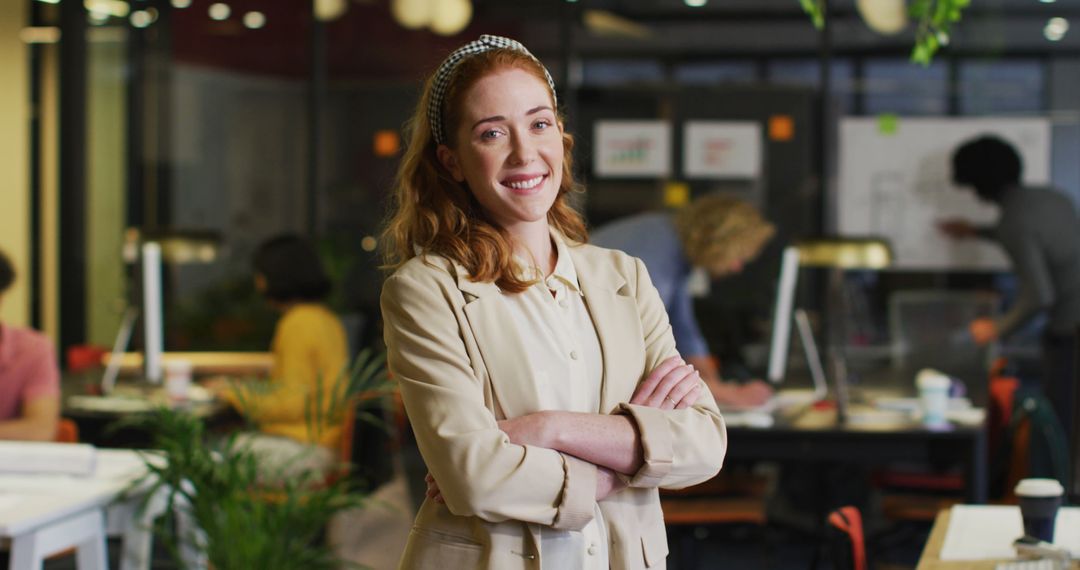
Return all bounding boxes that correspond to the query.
[374,130,401,157]
[769,115,794,142]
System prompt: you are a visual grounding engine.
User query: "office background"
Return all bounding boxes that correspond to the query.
[1,0,1079,372]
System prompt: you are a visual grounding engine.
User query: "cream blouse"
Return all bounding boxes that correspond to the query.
[500,231,608,570]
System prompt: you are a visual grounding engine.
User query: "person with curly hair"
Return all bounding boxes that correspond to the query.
[592,194,776,409]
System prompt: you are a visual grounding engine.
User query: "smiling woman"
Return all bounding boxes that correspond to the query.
[379,35,727,570]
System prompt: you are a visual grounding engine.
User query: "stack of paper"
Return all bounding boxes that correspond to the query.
[941,505,1080,560]
[0,441,97,477]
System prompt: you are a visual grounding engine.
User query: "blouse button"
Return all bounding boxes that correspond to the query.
[587,545,598,556]
[570,350,579,360]
[559,298,568,308]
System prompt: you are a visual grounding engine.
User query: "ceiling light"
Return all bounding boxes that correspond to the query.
[130,10,153,27]
[856,0,908,35]
[243,11,265,29]
[431,0,472,36]
[1045,17,1069,41]
[314,0,348,21]
[583,10,652,39]
[85,0,130,18]
[392,0,431,30]
[208,3,230,21]
[171,0,192,8]
[684,0,707,7]
[1040,0,1056,3]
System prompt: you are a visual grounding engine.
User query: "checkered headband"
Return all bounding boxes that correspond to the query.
[428,34,557,146]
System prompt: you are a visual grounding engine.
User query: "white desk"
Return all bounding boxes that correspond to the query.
[919,505,1080,569]
[0,449,167,570]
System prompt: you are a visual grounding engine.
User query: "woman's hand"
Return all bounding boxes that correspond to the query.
[938,218,977,239]
[969,317,998,345]
[424,472,445,504]
[596,466,627,501]
[630,356,702,410]
[709,379,774,409]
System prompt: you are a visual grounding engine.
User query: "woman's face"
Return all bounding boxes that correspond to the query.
[438,67,564,235]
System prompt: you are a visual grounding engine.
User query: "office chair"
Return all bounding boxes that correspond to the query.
[825,506,867,570]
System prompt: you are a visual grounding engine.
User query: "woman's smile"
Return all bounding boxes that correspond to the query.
[502,173,548,193]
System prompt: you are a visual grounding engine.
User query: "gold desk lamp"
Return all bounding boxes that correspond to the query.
[794,238,893,424]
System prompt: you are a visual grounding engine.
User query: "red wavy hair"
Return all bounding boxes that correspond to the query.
[382,48,587,294]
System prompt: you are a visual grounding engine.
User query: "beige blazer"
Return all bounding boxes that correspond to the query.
[381,241,728,570]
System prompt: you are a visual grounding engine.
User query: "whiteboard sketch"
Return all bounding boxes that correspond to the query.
[838,117,1051,270]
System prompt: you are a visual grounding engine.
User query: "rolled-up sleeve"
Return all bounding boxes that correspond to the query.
[617,257,728,490]
[382,268,596,530]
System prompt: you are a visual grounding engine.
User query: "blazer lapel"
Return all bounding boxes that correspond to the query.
[453,262,545,420]
[568,246,645,413]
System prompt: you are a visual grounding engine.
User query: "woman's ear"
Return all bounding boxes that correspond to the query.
[436,144,465,183]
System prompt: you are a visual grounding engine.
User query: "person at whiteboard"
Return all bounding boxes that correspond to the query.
[0,248,60,441]
[938,135,1080,438]
[591,194,776,409]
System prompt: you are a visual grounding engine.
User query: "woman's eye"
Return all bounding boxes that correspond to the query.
[533,119,551,130]
[480,129,503,140]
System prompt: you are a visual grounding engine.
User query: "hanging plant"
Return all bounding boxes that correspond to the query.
[799,0,971,65]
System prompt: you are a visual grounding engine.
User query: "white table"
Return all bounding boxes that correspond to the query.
[919,505,1080,569]
[0,449,167,570]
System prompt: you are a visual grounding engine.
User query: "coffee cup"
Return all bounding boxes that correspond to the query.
[916,369,950,426]
[1015,478,1064,543]
[164,359,193,403]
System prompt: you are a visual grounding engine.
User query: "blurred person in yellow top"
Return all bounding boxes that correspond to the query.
[207,234,349,480]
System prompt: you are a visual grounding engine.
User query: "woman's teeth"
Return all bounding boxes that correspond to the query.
[506,175,544,190]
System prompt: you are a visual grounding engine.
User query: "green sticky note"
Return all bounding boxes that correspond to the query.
[878,114,899,135]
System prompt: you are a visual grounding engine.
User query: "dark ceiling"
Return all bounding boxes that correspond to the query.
[164,0,1079,79]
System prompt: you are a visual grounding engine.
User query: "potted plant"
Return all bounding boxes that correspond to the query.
[127,349,392,570]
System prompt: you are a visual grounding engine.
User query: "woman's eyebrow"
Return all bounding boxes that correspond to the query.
[470,105,554,131]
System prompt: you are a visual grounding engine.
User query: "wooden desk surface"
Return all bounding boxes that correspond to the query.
[102,352,273,376]
[917,509,1080,570]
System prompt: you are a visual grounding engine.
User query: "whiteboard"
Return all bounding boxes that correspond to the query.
[837,117,1051,270]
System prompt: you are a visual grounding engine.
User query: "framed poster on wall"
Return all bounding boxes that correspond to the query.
[682,121,762,179]
[594,120,671,178]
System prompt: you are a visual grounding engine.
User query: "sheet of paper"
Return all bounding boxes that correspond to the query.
[0,493,24,512]
[941,505,1080,560]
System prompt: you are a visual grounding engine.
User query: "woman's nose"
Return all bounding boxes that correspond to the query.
[507,133,536,165]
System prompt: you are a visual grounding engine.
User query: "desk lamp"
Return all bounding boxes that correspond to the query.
[795,238,893,423]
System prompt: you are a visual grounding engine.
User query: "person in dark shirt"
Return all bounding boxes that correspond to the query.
[939,135,1080,448]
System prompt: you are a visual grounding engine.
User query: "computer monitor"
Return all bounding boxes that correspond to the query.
[141,241,164,384]
[100,242,165,393]
[763,246,829,403]
[766,246,801,384]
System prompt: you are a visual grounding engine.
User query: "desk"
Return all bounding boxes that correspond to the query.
[918,507,1080,569]
[101,351,272,377]
[725,363,990,503]
[61,377,232,448]
[727,405,988,502]
[0,449,167,570]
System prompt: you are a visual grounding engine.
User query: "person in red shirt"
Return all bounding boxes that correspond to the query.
[0,248,59,440]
